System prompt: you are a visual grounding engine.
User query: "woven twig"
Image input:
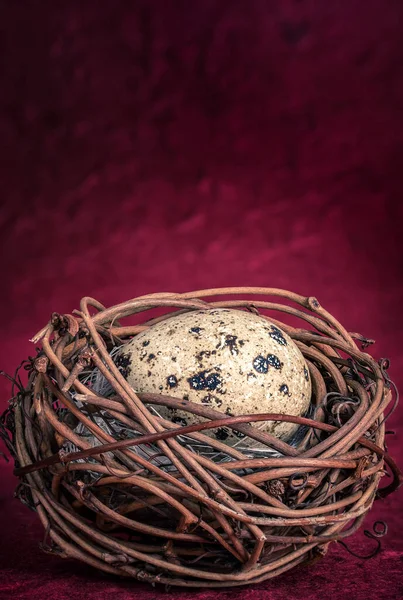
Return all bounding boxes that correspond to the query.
[1,287,402,588]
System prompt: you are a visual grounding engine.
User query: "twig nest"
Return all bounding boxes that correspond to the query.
[118,308,311,444]
[1,288,401,589]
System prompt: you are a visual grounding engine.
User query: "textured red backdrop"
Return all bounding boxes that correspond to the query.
[1,1,403,599]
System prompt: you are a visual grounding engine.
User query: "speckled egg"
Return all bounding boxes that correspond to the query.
[116,309,311,446]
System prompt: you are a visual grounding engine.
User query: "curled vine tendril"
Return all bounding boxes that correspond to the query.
[338,521,388,559]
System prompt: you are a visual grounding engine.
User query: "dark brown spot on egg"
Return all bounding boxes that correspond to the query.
[187,371,223,391]
[224,334,239,355]
[267,354,282,370]
[206,373,221,390]
[196,349,212,362]
[187,373,205,390]
[147,370,152,377]
[279,384,289,395]
[304,367,309,381]
[147,353,156,363]
[115,353,131,378]
[142,340,150,347]
[166,375,178,388]
[269,326,287,346]
[190,327,203,334]
[253,355,269,374]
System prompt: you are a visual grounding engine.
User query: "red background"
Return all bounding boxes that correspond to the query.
[1,1,402,598]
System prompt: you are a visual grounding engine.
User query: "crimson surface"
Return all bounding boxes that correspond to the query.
[1,2,402,599]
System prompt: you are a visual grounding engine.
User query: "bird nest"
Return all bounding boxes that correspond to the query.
[1,287,402,588]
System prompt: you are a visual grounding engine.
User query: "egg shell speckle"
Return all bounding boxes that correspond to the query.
[117,308,312,446]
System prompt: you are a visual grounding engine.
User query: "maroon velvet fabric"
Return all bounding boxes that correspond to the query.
[1,1,403,598]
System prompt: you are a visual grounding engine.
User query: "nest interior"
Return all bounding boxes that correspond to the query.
[1,287,402,588]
